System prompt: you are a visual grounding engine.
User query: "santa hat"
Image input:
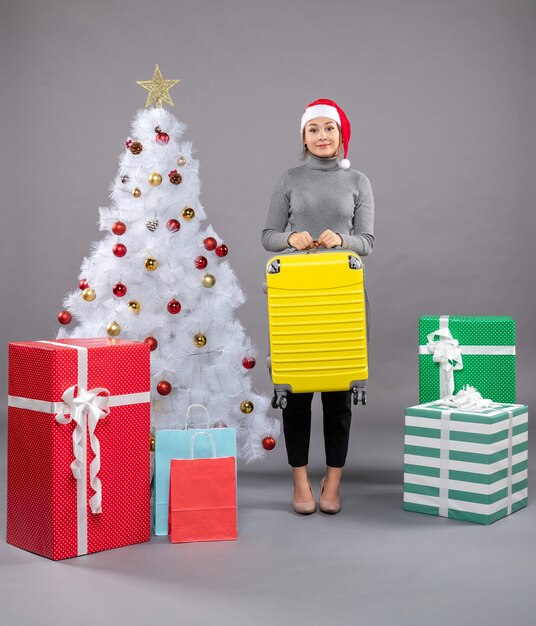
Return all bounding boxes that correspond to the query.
[300,98,352,169]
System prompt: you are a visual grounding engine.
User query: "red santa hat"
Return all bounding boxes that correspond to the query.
[300,98,352,169]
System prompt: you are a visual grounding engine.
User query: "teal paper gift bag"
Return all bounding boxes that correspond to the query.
[154,405,237,536]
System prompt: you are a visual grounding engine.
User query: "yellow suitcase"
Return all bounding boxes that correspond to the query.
[265,249,368,409]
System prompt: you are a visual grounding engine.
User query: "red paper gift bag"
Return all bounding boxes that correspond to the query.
[168,432,237,543]
[7,338,151,560]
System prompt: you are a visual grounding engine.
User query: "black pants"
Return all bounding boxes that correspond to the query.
[282,391,352,468]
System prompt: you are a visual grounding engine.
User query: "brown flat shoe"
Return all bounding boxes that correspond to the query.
[293,482,317,515]
[319,477,341,514]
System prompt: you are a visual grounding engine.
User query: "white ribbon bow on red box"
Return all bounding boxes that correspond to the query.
[55,384,111,514]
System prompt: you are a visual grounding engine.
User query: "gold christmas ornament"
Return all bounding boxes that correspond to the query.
[194,333,207,347]
[150,434,156,452]
[182,207,195,221]
[82,288,96,302]
[128,300,141,313]
[178,155,187,167]
[148,172,162,186]
[132,187,142,198]
[106,321,121,337]
[136,64,180,109]
[201,273,216,288]
[240,400,254,414]
[145,257,158,271]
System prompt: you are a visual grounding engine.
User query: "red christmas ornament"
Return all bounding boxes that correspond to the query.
[112,282,127,297]
[113,243,127,257]
[262,436,276,451]
[156,131,170,145]
[58,310,72,325]
[166,218,181,233]
[157,380,172,396]
[112,221,126,236]
[203,237,217,251]
[194,255,208,270]
[167,299,182,314]
[215,244,228,257]
[79,279,89,290]
[242,357,256,369]
[144,336,158,351]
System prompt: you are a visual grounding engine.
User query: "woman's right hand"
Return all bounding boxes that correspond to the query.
[288,231,315,250]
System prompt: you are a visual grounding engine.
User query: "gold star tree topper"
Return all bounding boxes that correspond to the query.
[136,65,180,108]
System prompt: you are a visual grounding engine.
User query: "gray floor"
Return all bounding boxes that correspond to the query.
[1,418,535,626]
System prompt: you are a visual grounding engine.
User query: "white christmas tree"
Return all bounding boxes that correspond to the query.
[57,66,279,461]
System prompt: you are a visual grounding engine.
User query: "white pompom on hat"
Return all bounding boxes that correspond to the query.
[300,98,352,169]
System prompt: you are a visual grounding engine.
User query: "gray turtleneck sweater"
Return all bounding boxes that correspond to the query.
[262,153,374,255]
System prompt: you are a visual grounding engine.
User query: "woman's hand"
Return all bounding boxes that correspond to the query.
[317,230,343,248]
[288,231,315,250]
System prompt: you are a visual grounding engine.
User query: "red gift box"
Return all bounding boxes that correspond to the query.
[7,338,151,560]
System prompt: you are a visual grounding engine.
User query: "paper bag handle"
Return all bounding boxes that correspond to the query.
[184,404,210,430]
[190,431,217,459]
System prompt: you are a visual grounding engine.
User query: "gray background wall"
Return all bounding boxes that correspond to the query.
[1,2,536,625]
[1,0,535,471]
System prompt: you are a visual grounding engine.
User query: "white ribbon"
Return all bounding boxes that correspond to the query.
[55,385,110,514]
[442,385,492,411]
[437,390,515,518]
[439,410,452,517]
[426,324,463,398]
[506,410,513,515]
[419,344,515,355]
[8,391,149,413]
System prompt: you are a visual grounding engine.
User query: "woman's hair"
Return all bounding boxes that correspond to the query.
[302,122,344,159]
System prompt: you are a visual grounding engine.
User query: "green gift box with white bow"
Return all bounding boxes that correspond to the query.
[404,399,528,524]
[419,316,516,404]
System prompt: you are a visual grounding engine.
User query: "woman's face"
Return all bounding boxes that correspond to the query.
[304,117,341,159]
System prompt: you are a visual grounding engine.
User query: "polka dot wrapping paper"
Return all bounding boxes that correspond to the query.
[418,316,516,405]
[7,338,151,560]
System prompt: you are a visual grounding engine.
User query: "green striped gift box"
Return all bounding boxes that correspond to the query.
[404,401,528,524]
[419,316,516,404]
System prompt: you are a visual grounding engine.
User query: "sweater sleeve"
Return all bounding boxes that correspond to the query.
[261,175,292,252]
[340,173,375,256]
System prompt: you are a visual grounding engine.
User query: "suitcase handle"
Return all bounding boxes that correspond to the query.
[288,243,342,254]
[185,404,211,430]
[190,431,217,459]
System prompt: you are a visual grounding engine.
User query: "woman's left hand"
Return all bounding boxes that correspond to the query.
[317,230,343,248]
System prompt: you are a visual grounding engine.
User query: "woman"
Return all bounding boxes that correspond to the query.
[262,98,375,515]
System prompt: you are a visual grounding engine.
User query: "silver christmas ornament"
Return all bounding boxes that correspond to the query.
[146,217,160,232]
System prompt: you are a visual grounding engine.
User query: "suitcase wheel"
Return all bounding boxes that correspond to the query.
[272,390,287,410]
[352,388,367,406]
